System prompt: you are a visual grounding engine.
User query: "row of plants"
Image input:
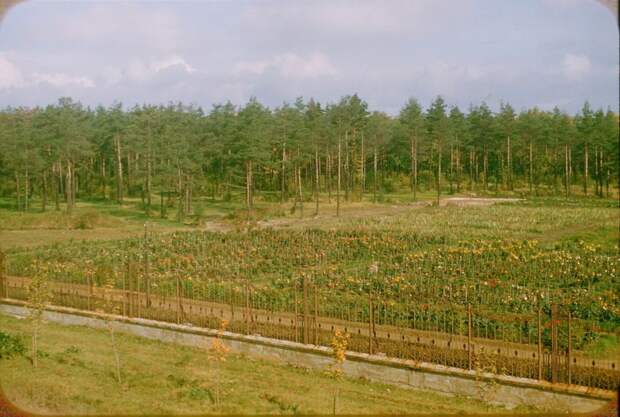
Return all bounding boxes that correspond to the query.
[7,228,618,341]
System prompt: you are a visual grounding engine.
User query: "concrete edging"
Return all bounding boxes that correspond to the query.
[0,300,614,412]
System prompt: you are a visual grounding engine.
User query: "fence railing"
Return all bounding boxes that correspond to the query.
[1,271,618,391]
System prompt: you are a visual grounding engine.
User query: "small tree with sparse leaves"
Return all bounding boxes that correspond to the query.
[95,270,123,385]
[209,319,230,406]
[28,261,52,368]
[329,329,349,415]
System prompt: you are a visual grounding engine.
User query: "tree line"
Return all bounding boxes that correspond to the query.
[0,95,617,218]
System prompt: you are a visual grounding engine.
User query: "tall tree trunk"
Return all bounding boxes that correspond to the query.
[185,174,192,215]
[59,161,65,202]
[529,141,533,194]
[314,146,319,216]
[605,155,610,198]
[412,137,418,201]
[583,142,588,196]
[436,142,442,205]
[474,151,479,187]
[373,146,378,203]
[146,157,152,214]
[101,158,107,200]
[42,170,47,212]
[73,163,78,201]
[177,166,184,222]
[72,161,76,209]
[344,131,349,202]
[281,143,287,203]
[54,162,60,211]
[500,150,505,191]
[66,160,73,214]
[15,172,20,211]
[126,152,132,198]
[24,169,29,211]
[360,132,365,196]
[246,160,253,214]
[410,137,414,193]
[337,138,341,217]
[449,144,454,194]
[598,149,604,198]
[115,135,124,205]
[469,150,474,192]
[483,145,488,192]
[146,138,152,213]
[456,145,461,193]
[564,144,569,199]
[594,148,599,197]
[568,146,573,186]
[507,136,513,191]
[299,166,304,218]
[326,148,331,203]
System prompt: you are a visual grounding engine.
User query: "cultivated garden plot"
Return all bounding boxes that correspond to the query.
[3,200,618,392]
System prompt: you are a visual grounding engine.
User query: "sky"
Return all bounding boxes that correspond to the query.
[0,0,618,115]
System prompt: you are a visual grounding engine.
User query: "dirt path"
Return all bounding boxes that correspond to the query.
[438,197,522,207]
[222,197,523,232]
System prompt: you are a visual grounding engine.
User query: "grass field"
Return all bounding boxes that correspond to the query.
[0,313,523,415]
[1,193,618,403]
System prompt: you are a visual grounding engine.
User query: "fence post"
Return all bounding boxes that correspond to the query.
[144,223,151,308]
[122,265,127,316]
[303,275,309,344]
[87,273,92,311]
[369,293,374,355]
[176,275,181,325]
[0,251,6,299]
[551,303,558,383]
[127,261,134,317]
[537,306,543,381]
[245,281,250,335]
[467,303,472,370]
[567,310,572,385]
[137,266,142,319]
[229,281,234,322]
[313,284,319,345]
[294,282,299,343]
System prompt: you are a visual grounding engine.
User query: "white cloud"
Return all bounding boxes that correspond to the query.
[152,56,196,74]
[234,52,338,79]
[32,72,95,89]
[123,55,196,82]
[0,52,94,90]
[562,54,592,80]
[0,53,25,89]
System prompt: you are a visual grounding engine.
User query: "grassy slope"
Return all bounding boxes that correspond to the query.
[0,314,521,415]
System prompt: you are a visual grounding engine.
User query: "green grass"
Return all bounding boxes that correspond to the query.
[583,334,620,360]
[0,313,524,415]
[0,197,196,250]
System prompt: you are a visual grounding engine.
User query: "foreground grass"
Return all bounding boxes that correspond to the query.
[0,313,525,415]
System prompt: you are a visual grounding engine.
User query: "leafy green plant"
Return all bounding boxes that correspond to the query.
[0,331,25,359]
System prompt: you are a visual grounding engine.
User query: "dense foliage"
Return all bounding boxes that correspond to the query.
[1,96,617,216]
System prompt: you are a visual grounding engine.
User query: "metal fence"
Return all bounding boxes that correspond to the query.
[1,263,618,391]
